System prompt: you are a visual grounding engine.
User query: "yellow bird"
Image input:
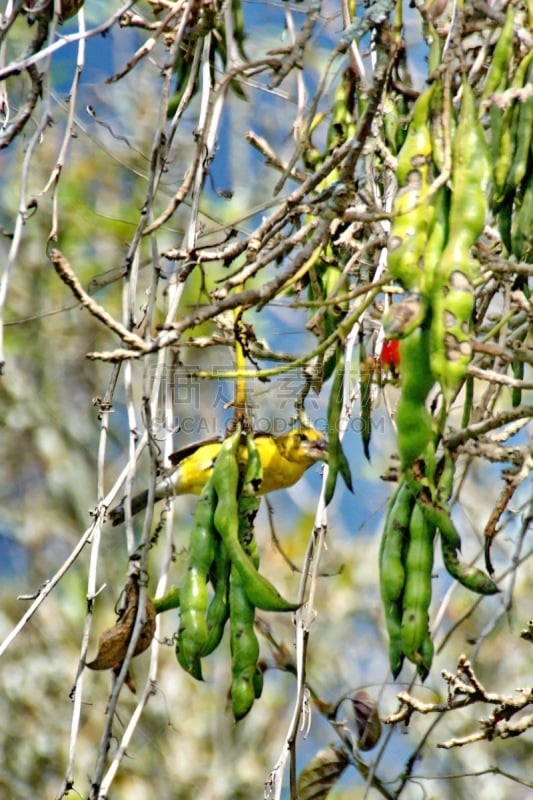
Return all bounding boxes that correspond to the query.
[108,425,328,526]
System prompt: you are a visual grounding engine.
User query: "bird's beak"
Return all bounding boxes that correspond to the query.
[311,437,328,461]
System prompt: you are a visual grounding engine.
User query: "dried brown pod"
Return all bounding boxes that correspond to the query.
[86,575,156,673]
[351,690,382,751]
[297,745,349,800]
[520,620,533,644]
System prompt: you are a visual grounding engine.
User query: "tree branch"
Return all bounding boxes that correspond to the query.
[50,249,149,352]
[385,656,533,749]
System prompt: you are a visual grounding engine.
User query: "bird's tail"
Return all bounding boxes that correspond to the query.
[108,489,149,527]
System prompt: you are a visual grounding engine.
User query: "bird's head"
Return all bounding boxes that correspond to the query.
[279,426,328,465]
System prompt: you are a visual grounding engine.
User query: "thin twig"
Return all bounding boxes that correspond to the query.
[50,249,149,351]
[0,521,97,660]
[385,655,533,748]
[0,2,134,80]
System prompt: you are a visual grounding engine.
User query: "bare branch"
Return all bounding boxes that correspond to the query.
[50,249,149,352]
[385,656,533,748]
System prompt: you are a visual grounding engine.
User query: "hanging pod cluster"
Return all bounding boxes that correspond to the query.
[175,427,298,720]
[488,11,533,404]
[380,75,499,679]
[488,7,533,264]
[385,76,491,419]
[379,455,499,680]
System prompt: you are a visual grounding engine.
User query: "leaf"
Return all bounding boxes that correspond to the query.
[325,348,354,505]
[359,349,374,462]
[297,745,349,800]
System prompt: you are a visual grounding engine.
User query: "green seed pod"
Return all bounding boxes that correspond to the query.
[449,82,491,242]
[387,178,431,293]
[429,80,490,401]
[175,476,218,679]
[494,49,533,201]
[416,632,434,681]
[400,504,435,665]
[252,663,264,699]
[428,77,446,172]
[379,482,414,605]
[231,674,256,722]
[396,390,434,469]
[401,606,430,665]
[416,495,462,551]
[396,88,434,186]
[217,525,298,612]
[379,481,415,677]
[396,326,436,469]
[176,565,209,680]
[511,172,533,263]
[383,96,402,155]
[231,0,247,59]
[359,344,374,462]
[430,257,476,400]
[237,434,262,559]
[229,564,261,721]
[441,540,500,595]
[152,585,181,614]
[399,326,435,403]
[213,430,299,612]
[494,102,519,199]
[388,87,435,293]
[201,541,231,657]
[388,618,405,679]
[503,57,533,194]
[423,184,449,296]
[481,5,514,106]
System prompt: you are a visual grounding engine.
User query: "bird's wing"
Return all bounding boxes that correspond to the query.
[168,435,223,467]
